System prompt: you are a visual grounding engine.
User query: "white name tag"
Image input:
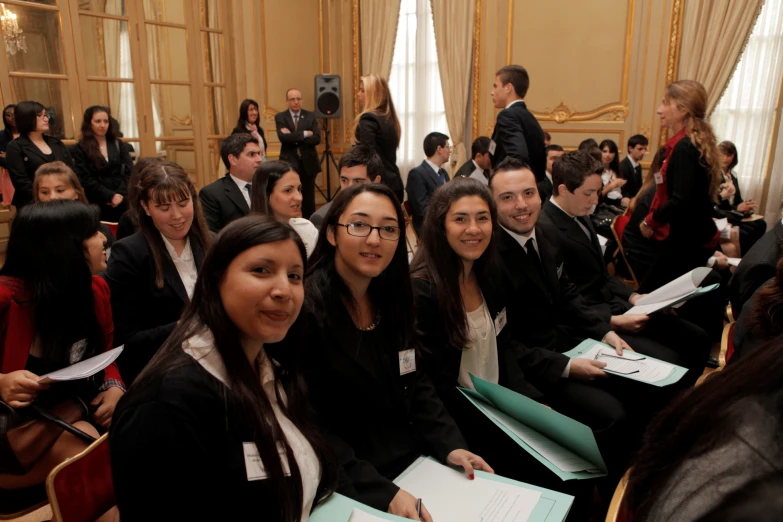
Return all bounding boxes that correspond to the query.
[243,442,290,482]
[399,349,416,375]
[488,139,497,155]
[494,308,508,335]
[654,172,664,185]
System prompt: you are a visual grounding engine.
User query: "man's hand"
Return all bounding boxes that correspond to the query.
[110,194,123,207]
[279,128,291,134]
[602,331,634,355]
[609,314,649,334]
[569,358,607,381]
[303,130,312,138]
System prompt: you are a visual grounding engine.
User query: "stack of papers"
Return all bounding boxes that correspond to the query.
[624,267,719,315]
[38,347,123,384]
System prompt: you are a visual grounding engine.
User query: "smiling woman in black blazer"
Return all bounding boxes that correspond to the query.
[5,101,74,209]
[105,161,211,385]
[289,183,490,521]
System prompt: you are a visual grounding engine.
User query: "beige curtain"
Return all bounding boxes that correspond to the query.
[104,1,121,112]
[431,0,474,168]
[678,0,765,115]
[360,0,402,77]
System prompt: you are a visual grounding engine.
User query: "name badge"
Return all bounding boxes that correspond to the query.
[654,172,664,185]
[488,139,497,155]
[243,442,290,481]
[399,349,416,375]
[494,308,508,335]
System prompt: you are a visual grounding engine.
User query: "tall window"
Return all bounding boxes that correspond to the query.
[711,0,783,213]
[388,0,448,183]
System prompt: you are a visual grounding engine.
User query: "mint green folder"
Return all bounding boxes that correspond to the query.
[459,375,607,481]
[562,339,687,387]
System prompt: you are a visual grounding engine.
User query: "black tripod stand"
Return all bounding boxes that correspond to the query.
[317,118,340,202]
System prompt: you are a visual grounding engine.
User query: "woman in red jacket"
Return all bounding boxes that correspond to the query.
[0,200,124,490]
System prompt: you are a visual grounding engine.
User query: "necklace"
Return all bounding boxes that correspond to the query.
[355,311,381,331]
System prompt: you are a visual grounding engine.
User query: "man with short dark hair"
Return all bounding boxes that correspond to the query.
[275,88,321,218]
[406,132,451,236]
[489,65,547,185]
[199,133,262,232]
[454,136,492,184]
[539,144,564,202]
[310,145,382,228]
[619,134,648,198]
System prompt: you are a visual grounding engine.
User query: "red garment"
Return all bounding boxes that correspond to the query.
[644,128,686,239]
[0,275,124,386]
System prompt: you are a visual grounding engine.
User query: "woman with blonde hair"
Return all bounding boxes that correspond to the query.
[638,80,723,292]
[353,74,403,202]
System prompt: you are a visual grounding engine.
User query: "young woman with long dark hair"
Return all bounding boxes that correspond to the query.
[0,200,123,491]
[111,216,336,521]
[232,98,267,161]
[599,139,627,206]
[289,183,491,521]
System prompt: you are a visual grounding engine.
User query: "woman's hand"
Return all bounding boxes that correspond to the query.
[737,200,756,214]
[640,220,653,238]
[446,449,494,479]
[388,488,433,522]
[110,194,124,207]
[91,386,124,428]
[0,370,48,407]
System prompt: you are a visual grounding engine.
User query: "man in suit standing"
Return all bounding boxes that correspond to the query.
[618,134,648,199]
[489,65,547,189]
[406,132,451,237]
[199,133,262,233]
[454,136,492,185]
[275,88,321,219]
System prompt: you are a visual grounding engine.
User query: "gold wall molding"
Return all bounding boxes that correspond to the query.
[351,0,360,118]
[660,0,684,146]
[471,0,482,139]
[534,102,629,124]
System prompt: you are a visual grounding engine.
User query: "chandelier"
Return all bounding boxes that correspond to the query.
[1,6,26,56]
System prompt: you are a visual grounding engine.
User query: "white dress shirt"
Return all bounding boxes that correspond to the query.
[161,234,197,299]
[229,174,252,208]
[505,99,525,109]
[288,218,319,258]
[469,160,488,186]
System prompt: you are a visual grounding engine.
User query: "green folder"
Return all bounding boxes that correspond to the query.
[562,339,688,387]
[309,493,409,522]
[460,374,607,481]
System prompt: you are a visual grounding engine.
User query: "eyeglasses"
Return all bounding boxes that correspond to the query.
[337,221,401,241]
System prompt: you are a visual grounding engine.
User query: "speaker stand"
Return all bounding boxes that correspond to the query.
[318,118,340,202]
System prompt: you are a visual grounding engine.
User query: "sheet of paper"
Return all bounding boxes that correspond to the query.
[596,234,609,255]
[633,267,711,305]
[714,218,729,231]
[348,508,395,522]
[469,167,489,185]
[479,402,598,473]
[625,283,719,315]
[38,346,123,384]
[727,257,741,267]
[395,458,541,522]
[577,344,674,383]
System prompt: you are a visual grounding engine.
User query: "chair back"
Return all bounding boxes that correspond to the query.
[605,469,631,522]
[720,321,736,366]
[46,433,115,522]
[100,221,118,237]
[610,213,639,290]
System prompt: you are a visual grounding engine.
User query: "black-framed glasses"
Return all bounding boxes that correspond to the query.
[337,222,401,241]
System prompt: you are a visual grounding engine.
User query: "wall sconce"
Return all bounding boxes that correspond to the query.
[1,6,27,56]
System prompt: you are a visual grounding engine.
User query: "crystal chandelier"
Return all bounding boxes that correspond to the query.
[1,6,26,56]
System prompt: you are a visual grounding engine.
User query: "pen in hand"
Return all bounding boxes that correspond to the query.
[416,498,422,519]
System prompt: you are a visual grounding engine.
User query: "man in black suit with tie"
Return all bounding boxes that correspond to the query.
[489,65,547,189]
[199,133,262,233]
[454,136,492,184]
[729,218,783,315]
[618,134,648,199]
[275,88,321,219]
[538,150,710,384]
[539,144,564,202]
[405,132,451,237]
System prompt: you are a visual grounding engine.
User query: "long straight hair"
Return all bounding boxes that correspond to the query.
[410,178,501,351]
[122,216,337,521]
[78,105,119,169]
[599,139,621,178]
[352,74,401,147]
[133,161,211,289]
[306,183,415,349]
[1,200,103,365]
[236,98,261,129]
[250,160,297,217]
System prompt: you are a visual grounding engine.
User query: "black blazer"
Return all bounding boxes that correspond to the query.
[454,159,474,178]
[496,226,611,360]
[199,174,250,233]
[104,231,205,385]
[490,101,547,183]
[231,124,268,152]
[71,139,133,205]
[405,161,449,219]
[619,156,642,198]
[5,134,74,208]
[538,176,553,202]
[355,113,403,194]
[274,109,321,176]
[0,129,15,169]
[294,304,466,511]
[539,200,634,321]
[729,220,783,314]
[111,352,328,521]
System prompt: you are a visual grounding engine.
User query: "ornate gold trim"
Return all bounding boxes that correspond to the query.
[471,0,482,139]
[533,102,629,123]
[660,0,684,146]
[352,0,360,118]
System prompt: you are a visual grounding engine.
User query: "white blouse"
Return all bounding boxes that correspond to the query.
[161,234,197,299]
[458,299,500,391]
[601,169,623,201]
[288,218,319,258]
[183,329,321,521]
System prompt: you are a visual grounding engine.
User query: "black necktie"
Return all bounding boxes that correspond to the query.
[438,168,447,185]
[635,164,642,180]
[524,238,545,281]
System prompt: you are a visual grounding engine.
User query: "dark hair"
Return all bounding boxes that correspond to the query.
[578,138,598,152]
[695,470,783,522]
[599,139,621,177]
[306,183,415,349]
[423,132,449,158]
[14,101,46,136]
[250,160,299,217]
[746,257,783,338]
[339,144,383,181]
[123,216,336,522]
[410,178,500,351]
[79,105,120,169]
[471,136,492,158]
[587,146,602,165]
[2,104,15,131]
[488,157,532,189]
[552,150,602,193]
[236,98,261,130]
[220,133,259,170]
[718,140,739,171]
[628,134,649,152]
[544,131,551,142]
[495,65,530,98]
[545,144,564,154]
[626,335,783,521]
[135,161,211,289]
[1,200,103,366]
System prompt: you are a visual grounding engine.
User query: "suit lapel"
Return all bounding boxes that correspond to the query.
[20,138,53,165]
[497,229,552,303]
[223,175,250,213]
[545,202,603,266]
